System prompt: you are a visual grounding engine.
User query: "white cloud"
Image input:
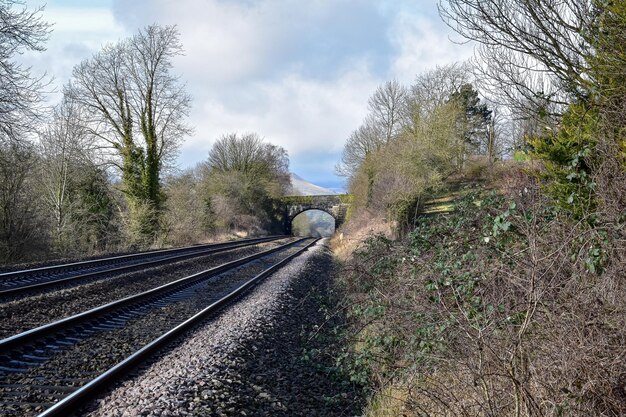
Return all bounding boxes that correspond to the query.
[47,7,125,35]
[389,12,474,83]
[142,1,276,85]
[111,0,391,85]
[179,62,379,167]
[21,5,128,101]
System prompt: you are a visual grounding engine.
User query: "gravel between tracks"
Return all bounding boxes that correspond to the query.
[0,239,293,338]
[83,239,362,417]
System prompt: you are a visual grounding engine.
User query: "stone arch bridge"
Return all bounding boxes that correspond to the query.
[280,195,352,235]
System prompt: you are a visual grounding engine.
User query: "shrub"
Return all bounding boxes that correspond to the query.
[529,102,598,220]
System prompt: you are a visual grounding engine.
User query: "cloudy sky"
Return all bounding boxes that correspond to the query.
[25,0,473,191]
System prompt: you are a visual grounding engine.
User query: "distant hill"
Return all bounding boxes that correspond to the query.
[287,173,338,196]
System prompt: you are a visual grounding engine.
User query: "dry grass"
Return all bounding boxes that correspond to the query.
[330,208,396,262]
[366,386,413,417]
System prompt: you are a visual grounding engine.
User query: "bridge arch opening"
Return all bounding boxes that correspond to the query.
[291,209,335,237]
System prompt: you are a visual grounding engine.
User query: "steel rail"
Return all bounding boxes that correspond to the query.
[0,235,286,280]
[0,236,285,298]
[0,237,309,354]
[37,238,319,417]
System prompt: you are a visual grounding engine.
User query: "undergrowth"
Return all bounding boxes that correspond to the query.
[334,175,626,416]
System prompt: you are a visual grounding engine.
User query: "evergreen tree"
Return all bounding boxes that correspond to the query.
[449,84,492,153]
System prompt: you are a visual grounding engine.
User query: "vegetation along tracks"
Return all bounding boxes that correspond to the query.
[0,236,285,299]
[0,237,318,416]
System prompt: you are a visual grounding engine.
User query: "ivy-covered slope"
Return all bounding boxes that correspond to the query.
[335,178,624,416]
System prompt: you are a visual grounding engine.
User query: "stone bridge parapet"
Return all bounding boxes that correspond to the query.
[280,194,352,234]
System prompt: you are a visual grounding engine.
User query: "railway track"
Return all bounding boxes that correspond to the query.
[0,237,318,417]
[0,236,285,299]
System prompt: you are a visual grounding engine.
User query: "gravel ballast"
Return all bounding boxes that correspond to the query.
[83,239,362,417]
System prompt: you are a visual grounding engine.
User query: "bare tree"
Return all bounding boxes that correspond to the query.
[125,25,192,200]
[0,0,50,141]
[37,96,90,252]
[0,141,44,262]
[403,65,477,171]
[337,80,410,178]
[336,115,384,177]
[208,133,289,182]
[409,62,471,117]
[439,0,595,113]
[67,25,191,243]
[204,133,289,234]
[162,167,213,245]
[368,79,408,143]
